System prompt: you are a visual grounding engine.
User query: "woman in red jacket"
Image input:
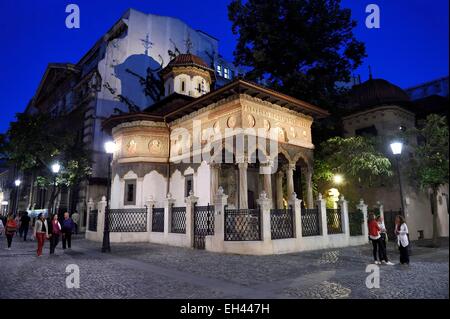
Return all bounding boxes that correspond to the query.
[5,214,18,250]
[368,213,382,264]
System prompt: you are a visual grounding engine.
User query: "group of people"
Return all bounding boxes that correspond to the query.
[0,211,80,257]
[368,213,410,266]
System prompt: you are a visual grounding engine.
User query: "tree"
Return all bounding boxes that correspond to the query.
[408,114,449,247]
[228,0,366,108]
[314,136,393,205]
[0,111,92,213]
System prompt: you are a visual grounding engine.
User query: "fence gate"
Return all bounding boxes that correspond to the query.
[193,204,214,249]
[383,210,402,240]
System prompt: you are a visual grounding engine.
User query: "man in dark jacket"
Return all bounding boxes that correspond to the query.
[20,212,31,241]
[61,212,75,250]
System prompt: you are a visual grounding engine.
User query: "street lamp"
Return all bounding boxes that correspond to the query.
[50,162,61,216]
[14,179,21,216]
[333,174,344,185]
[390,141,405,214]
[102,141,116,253]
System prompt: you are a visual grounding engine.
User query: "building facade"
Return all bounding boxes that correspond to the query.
[13,9,241,228]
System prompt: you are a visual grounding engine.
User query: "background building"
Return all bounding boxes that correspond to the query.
[9,9,241,229]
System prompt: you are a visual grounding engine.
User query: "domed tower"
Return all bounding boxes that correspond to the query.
[348,78,411,110]
[159,53,216,98]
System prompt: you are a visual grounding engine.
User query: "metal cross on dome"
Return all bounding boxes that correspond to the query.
[184,34,194,54]
[141,34,154,56]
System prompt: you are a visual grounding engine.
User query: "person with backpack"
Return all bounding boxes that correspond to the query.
[61,212,75,250]
[5,214,18,250]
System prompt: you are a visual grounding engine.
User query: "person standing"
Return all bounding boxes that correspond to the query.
[368,213,382,264]
[33,213,49,257]
[49,214,61,255]
[395,215,410,265]
[71,211,80,235]
[377,216,395,265]
[61,212,75,250]
[5,215,17,250]
[20,212,31,241]
[14,213,21,236]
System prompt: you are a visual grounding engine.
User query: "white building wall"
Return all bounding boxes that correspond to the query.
[196,162,211,206]
[170,170,185,207]
[142,171,167,208]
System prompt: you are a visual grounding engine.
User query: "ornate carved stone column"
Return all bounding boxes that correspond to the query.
[260,163,273,200]
[285,164,295,198]
[210,163,220,203]
[305,168,314,209]
[238,162,248,209]
[276,171,284,209]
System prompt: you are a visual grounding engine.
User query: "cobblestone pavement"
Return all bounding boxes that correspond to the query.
[0,234,447,299]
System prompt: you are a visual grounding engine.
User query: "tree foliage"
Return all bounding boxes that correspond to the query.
[408,114,449,190]
[228,0,366,108]
[0,111,92,209]
[314,136,392,203]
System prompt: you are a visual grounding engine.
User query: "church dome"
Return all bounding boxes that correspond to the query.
[348,78,411,108]
[166,53,211,69]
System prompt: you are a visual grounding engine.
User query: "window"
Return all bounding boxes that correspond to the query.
[197,83,202,93]
[124,180,137,206]
[181,81,185,92]
[224,67,230,79]
[185,175,194,197]
[216,65,223,76]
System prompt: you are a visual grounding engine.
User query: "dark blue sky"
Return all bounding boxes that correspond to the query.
[0,0,448,133]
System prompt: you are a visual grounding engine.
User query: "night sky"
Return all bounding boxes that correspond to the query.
[0,0,448,133]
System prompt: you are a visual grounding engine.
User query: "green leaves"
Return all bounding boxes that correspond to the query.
[228,0,366,108]
[409,114,449,190]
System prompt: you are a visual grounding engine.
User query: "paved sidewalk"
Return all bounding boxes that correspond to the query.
[0,234,448,299]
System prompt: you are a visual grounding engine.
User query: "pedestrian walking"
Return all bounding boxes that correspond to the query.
[61,212,75,250]
[395,215,410,265]
[20,212,31,241]
[14,213,21,236]
[49,214,61,255]
[368,213,382,264]
[5,214,18,250]
[33,213,49,257]
[0,216,4,237]
[71,211,80,235]
[377,216,395,265]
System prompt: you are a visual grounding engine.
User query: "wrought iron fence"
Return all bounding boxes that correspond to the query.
[171,206,186,234]
[194,204,215,249]
[88,209,98,232]
[270,207,294,239]
[108,208,148,232]
[152,207,165,232]
[224,207,261,241]
[349,210,364,236]
[326,208,343,234]
[301,207,321,237]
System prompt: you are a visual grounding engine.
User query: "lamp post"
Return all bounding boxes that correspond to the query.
[14,179,21,216]
[51,162,61,216]
[390,142,405,215]
[102,141,116,253]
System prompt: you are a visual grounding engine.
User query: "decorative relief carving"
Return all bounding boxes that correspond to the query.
[247,114,256,128]
[126,139,137,155]
[263,119,271,132]
[227,116,237,128]
[149,139,162,154]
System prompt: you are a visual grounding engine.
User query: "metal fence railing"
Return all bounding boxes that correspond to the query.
[171,206,186,234]
[301,207,321,237]
[224,207,261,241]
[108,208,148,232]
[152,207,165,232]
[326,208,343,234]
[88,209,98,232]
[270,207,294,239]
[349,210,364,236]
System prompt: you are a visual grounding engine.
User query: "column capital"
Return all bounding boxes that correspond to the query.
[238,161,248,169]
[283,163,296,172]
[185,190,199,205]
[256,191,272,209]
